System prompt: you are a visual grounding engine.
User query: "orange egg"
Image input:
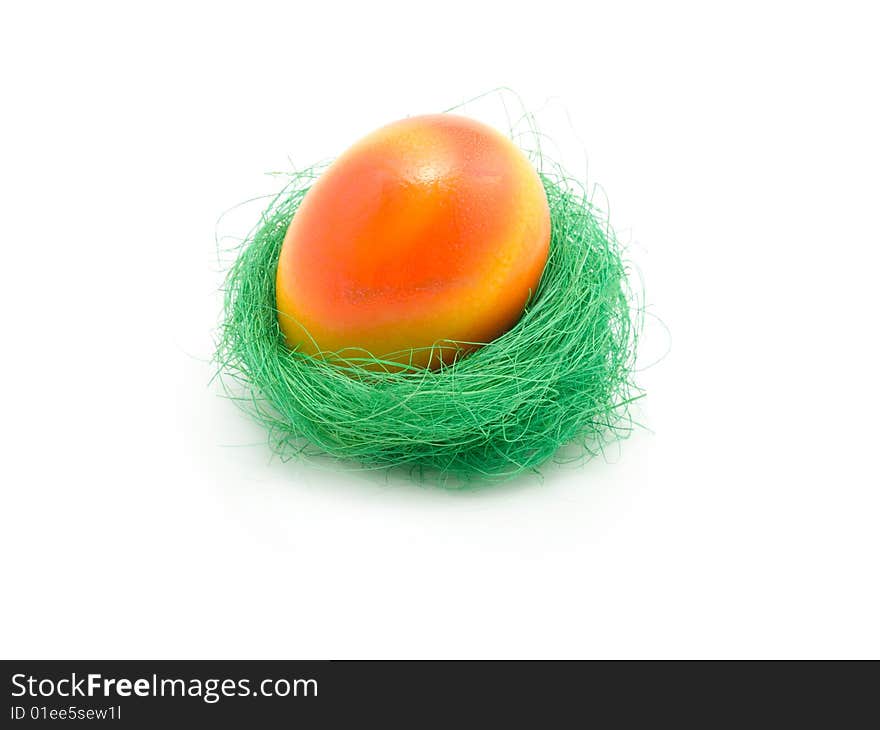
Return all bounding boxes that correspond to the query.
[275,113,551,369]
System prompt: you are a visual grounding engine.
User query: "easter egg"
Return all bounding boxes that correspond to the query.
[275,114,551,369]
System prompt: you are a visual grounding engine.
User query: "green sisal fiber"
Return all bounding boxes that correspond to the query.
[215,159,642,483]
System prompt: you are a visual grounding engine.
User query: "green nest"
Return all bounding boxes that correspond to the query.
[216,161,641,482]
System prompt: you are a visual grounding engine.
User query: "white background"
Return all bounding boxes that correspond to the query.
[2,1,878,659]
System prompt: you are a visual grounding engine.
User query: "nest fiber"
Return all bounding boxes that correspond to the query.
[216,162,641,482]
